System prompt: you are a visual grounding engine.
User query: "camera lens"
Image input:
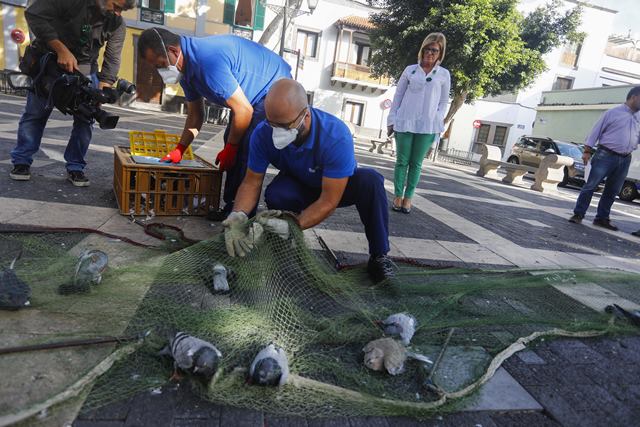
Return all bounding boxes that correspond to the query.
[95,109,120,130]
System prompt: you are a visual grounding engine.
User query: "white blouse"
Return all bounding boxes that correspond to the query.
[387,63,451,135]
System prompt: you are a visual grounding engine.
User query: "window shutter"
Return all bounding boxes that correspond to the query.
[254,1,266,30]
[164,0,175,13]
[223,0,237,25]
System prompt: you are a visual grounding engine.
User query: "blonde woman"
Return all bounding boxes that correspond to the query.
[387,33,450,213]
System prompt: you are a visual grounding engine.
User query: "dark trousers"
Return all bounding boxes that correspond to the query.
[573,149,632,219]
[222,99,266,215]
[264,168,390,256]
[11,74,98,172]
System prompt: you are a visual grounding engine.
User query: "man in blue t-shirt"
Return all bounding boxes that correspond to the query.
[138,28,291,217]
[222,79,395,283]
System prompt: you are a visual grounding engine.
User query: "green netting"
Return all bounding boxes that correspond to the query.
[0,223,638,422]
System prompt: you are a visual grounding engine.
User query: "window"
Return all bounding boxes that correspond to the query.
[140,1,165,24]
[344,101,365,126]
[519,138,537,150]
[355,43,371,66]
[223,0,266,30]
[539,140,554,153]
[476,124,490,144]
[141,0,163,9]
[560,42,582,68]
[492,126,507,147]
[552,76,574,90]
[296,30,319,58]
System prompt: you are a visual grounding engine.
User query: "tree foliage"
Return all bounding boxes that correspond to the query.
[368,0,583,123]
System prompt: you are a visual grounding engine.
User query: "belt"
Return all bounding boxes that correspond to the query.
[598,145,632,157]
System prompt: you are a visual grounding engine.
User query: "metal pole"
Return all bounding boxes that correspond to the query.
[279,4,287,57]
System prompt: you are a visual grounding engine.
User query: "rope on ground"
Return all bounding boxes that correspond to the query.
[287,327,609,412]
[0,340,143,427]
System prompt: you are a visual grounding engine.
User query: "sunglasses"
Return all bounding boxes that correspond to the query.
[267,107,308,129]
[422,47,440,54]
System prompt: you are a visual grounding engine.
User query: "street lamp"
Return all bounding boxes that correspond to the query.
[260,0,319,56]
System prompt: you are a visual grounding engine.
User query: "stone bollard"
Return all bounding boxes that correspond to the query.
[530,154,574,192]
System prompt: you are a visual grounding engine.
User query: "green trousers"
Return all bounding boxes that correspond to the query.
[393,132,436,198]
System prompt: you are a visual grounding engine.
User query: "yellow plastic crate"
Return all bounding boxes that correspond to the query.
[129,130,195,160]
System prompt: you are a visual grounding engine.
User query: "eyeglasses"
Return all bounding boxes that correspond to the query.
[267,107,308,129]
[422,48,440,54]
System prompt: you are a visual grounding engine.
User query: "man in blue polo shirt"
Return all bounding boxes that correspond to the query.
[222,79,395,283]
[137,28,291,217]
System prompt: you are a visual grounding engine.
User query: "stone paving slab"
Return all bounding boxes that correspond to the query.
[429,194,640,259]
[462,367,542,411]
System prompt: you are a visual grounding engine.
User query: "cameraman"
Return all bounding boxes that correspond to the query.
[9,0,136,187]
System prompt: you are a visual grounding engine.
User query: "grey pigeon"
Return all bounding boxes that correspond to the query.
[212,263,229,292]
[75,250,109,285]
[249,343,289,386]
[59,250,109,294]
[378,313,417,345]
[160,331,222,380]
[0,251,31,310]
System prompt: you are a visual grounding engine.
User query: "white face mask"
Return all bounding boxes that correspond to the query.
[154,28,183,84]
[272,127,298,150]
[158,51,182,84]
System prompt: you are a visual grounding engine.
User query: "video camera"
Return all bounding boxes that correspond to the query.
[11,52,136,130]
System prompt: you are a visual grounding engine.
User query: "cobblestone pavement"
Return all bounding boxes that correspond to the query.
[0,93,639,426]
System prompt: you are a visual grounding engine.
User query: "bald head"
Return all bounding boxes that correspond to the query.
[265,79,308,124]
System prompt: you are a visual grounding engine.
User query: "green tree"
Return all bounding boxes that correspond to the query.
[369,0,583,124]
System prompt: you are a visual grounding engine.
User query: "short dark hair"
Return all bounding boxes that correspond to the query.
[627,86,640,100]
[138,27,181,57]
[123,0,136,10]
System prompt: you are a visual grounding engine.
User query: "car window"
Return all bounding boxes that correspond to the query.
[540,141,554,152]
[520,138,537,149]
[556,142,582,158]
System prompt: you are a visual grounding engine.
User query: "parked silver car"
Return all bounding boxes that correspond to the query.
[507,136,584,187]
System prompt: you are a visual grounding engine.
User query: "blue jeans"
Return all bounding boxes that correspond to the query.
[222,99,266,216]
[573,149,631,219]
[11,74,97,172]
[264,168,390,256]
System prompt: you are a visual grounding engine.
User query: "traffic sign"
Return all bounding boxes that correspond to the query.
[381,99,392,109]
[11,29,25,45]
[473,120,482,129]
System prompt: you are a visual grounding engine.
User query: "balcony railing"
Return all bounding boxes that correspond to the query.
[332,62,391,87]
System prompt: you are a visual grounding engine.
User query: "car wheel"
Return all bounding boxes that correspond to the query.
[559,167,569,187]
[507,156,519,164]
[619,181,638,201]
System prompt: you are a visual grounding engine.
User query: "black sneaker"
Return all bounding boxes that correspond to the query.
[367,255,397,283]
[568,214,583,224]
[9,164,30,181]
[593,218,618,231]
[67,171,90,187]
[632,230,640,237]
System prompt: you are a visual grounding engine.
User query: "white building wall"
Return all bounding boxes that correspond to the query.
[600,54,640,85]
[253,0,391,134]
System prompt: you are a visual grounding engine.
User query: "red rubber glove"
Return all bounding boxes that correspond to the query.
[161,144,187,163]
[215,144,239,171]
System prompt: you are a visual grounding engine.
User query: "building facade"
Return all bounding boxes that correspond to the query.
[445,0,640,161]
[0,0,391,133]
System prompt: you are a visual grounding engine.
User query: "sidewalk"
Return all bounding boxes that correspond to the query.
[0,93,639,426]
